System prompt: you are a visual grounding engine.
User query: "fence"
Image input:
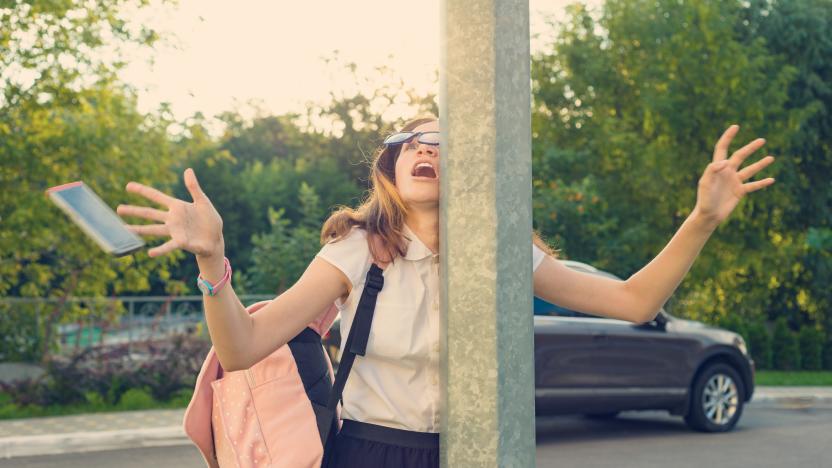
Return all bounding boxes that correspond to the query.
[0,295,274,361]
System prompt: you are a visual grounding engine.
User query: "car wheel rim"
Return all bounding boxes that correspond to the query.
[702,373,739,425]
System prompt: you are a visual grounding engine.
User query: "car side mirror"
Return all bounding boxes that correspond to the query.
[651,312,668,329]
[639,311,667,330]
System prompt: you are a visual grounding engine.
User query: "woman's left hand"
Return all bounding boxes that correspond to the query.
[693,124,776,229]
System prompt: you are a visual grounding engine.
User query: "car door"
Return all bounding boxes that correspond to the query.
[577,312,699,411]
[534,305,606,414]
[583,314,697,389]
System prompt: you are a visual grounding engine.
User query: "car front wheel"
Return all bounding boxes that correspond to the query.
[685,363,745,432]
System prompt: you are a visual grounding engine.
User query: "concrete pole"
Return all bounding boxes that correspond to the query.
[439,0,535,466]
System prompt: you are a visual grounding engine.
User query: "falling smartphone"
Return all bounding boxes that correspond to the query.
[46,181,145,257]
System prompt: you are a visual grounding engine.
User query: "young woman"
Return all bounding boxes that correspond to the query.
[117,117,775,467]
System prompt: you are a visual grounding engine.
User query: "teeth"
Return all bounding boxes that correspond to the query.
[412,161,437,177]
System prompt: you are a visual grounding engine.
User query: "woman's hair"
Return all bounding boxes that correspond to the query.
[320,116,557,263]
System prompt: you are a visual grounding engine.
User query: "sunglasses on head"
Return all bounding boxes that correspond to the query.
[382,131,440,147]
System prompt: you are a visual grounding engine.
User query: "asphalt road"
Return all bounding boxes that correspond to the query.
[2,402,829,468]
[535,402,832,468]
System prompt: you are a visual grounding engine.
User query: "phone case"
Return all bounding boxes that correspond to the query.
[46,181,145,257]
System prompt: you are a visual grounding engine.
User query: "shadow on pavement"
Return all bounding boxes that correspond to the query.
[536,412,696,444]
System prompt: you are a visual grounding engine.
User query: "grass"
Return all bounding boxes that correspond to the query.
[2,371,829,420]
[756,370,832,386]
[0,388,193,420]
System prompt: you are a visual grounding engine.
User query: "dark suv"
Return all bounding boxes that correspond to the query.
[323,260,755,433]
[534,260,754,433]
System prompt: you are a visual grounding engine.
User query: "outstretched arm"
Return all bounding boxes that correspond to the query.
[533,125,776,323]
[119,169,350,371]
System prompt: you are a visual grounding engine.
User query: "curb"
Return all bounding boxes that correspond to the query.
[2,389,831,459]
[752,395,832,403]
[751,396,832,407]
[0,426,190,459]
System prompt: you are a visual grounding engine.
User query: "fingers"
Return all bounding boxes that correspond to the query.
[738,155,775,181]
[708,160,730,174]
[184,168,207,203]
[730,138,766,167]
[117,204,167,223]
[743,177,776,193]
[127,224,169,237]
[713,124,740,162]
[125,182,176,208]
[148,239,180,258]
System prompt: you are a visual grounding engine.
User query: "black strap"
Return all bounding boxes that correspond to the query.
[320,262,384,449]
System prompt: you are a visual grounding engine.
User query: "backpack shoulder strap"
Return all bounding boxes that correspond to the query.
[326,262,384,411]
[319,262,384,451]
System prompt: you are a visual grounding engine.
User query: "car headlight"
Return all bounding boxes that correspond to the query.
[734,336,748,356]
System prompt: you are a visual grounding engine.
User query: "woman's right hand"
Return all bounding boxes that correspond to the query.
[117,168,224,259]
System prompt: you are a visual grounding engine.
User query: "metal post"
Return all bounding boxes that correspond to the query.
[440,0,536,466]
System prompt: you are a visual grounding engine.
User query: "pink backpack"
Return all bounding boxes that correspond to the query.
[182,262,385,468]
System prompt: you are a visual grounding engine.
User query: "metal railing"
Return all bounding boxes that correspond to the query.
[0,295,274,359]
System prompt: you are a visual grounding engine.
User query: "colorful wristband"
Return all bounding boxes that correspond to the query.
[197,257,232,296]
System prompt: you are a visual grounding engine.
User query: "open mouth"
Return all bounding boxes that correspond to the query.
[412,162,437,179]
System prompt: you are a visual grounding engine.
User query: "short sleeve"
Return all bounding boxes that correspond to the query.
[315,227,370,288]
[533,243,546,272]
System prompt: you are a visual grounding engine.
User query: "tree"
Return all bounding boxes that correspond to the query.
[772,317,800,370]
[0,0,183,362]
[740,0,832,344]
[246,182,326,293]
[165,63,437,293]
[312,56,439,186]
[166,111,363,290]
[530,0,811,330]
[1,0,167,107]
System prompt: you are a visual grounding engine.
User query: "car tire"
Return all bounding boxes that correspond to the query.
[685,362,745,433]
[584,412,620,420]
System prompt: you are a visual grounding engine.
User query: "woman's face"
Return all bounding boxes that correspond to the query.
[393,120,440,208]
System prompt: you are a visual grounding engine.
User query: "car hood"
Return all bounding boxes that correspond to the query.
[668,318,739,344]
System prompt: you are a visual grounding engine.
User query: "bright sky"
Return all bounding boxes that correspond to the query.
[121,0,596,124]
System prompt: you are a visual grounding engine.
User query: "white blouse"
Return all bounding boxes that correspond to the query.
[315,223,546,433]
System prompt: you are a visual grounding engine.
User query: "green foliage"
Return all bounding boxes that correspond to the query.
[747,320,773,370]
[167,109,363,292]
[772,317,801,370]
[312,56,439,185]
[798,325,824,370]
[0,0,170,106]
[825,340,832,371]
[0,83,185,298]
[533,0,794,282]
[117,387,155,410]
[738,0,832,350]
[3,0,827,383]
[755,371,832,386]
[717,314,749,343]
[531,0,830,346]
[0,334,209,411]
[136,334,209,401]
[246,183,325,293]
[0,387,195,420]
[0,302,44,362]
[165,61,436,294]
[1,0,437,308]
[0,0,185,362]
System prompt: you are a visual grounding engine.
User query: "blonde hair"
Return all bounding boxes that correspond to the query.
[321,117,557,263]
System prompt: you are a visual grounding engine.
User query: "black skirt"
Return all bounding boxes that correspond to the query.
[330,420,439,468]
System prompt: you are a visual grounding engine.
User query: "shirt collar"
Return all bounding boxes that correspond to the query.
[401,223,436,261]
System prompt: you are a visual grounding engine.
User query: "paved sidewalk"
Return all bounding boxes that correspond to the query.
[1,386,830,459]
[750,386,832,404]
[0,409,188,459]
